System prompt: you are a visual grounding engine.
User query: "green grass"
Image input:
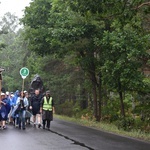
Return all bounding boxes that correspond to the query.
[54,114,150,142]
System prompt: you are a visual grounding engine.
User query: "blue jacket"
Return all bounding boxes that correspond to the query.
[0,98,8,120]
[12,90,20,106]
[4,97,11,114]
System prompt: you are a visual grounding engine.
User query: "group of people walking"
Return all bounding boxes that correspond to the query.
[0,89,54,130]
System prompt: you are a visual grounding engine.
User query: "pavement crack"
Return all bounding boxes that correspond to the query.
[50,130,95,150]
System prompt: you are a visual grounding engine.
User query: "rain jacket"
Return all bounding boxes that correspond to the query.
[12,90,20,106]
[0,98,9,120]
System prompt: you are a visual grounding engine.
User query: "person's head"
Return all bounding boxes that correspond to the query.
[10,94,14,98]
[15,90,20,97]
[46,90,50,97]
[24,90,27,93]
[20,91,25,98]
[6,91,9,96]
[35,89,40,95]
[1,93,5,99]
[25,92,29,98]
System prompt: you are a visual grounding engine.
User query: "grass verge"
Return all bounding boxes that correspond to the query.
[54,114,150,142]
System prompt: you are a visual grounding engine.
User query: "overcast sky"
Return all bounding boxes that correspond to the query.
[0,0,32,18]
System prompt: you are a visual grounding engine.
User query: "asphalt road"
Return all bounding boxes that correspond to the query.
[0,118,149,150]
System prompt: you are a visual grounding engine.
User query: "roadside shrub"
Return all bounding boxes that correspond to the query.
[55,100,74,117]
[116,117,135,131]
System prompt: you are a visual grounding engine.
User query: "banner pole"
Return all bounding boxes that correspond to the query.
[22,78,25,93]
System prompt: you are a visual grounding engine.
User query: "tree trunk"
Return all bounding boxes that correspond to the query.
[79,50,98,120]
[97,73,102,121]
[118,80,125,117]
[92,79,98,120]
[89,67,99,121]
[80,88,88,109]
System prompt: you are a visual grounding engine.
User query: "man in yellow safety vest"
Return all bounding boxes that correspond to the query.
[40,90,55,130]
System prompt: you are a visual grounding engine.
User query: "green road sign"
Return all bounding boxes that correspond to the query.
[20,67,29,78]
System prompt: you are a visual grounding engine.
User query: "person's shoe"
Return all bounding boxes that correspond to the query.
[9,122,13,125]
[15,124,19,128]
[23,127,26,130]
[33,123,36,127]
[38,124,41,128]
[0,126,6,130]
[46,127,50,131]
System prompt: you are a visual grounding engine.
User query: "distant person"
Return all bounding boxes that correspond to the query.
[5,91,11,121]
[24,91,32,125]
[8,93,14,124]
[40,90,55,130]
[30,89,43,128]
[16,91,28,130]
[0,93,9,129]
[11,90,20,127]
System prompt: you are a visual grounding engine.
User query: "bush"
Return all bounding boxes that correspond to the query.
[116,117,135,131]
[55,100,74,117]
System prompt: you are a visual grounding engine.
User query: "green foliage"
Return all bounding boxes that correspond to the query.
[101,26,149,92]
[116,116,135,131]
[55,100,74,117]
[0,13,30,91]
[21,0,150,122]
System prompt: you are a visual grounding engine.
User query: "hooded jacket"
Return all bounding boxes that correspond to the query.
[12,90,20,106]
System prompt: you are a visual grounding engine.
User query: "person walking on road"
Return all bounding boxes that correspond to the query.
[8,93,14,124]
[30,89,43,128]
[40,90,55,130]
[16,91,28,130]
[24,91,32,125]
[11,90,20,127]
[0,93,10,129]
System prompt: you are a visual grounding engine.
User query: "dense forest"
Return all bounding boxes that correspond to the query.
[0,0,150,132]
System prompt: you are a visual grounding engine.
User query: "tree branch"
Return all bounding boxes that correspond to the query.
[133,2,150,9]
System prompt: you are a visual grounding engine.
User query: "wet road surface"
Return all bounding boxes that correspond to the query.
[0,118,149,150]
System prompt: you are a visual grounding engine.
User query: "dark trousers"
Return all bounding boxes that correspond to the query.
[13,116,19,126]
[18,110,26,129]
[43,119,51,129]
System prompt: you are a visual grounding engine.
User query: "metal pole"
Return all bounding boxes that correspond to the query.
[22,78,25,93]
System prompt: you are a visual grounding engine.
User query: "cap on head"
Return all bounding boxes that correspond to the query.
[1,93,5,96]
[11,94,14,97]
[16,90,20,93]
[6,91,9,95]
[46,90,50,94]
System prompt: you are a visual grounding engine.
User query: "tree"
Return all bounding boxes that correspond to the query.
[22,0,150,121]
[0,13,30,91]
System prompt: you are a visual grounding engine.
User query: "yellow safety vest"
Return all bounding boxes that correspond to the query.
[43,96,53,111]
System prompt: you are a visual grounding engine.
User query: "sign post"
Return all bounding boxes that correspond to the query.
[20,67,29,92]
